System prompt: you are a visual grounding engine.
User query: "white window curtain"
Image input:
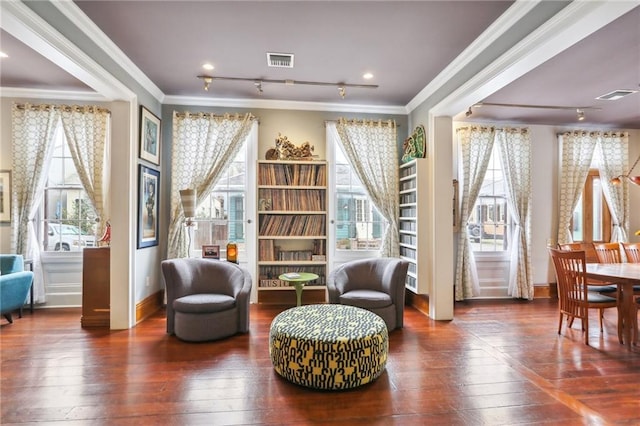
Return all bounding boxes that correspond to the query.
[497,128,533,299]
[557,131,628,245]
[595,132,629,243]
[557,131,598,245]
[168,112,256,259]
[454,126,495,301]
[10,104,60,304]
[59,106,111,238]
[334,118,399,257]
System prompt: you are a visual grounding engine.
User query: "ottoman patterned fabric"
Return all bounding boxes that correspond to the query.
[269,304,388,390]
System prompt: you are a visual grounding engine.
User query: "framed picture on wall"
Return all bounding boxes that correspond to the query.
[202,245,220,259]
[139,106,161,165]
[137,165,160,248]
[0,170,11,223]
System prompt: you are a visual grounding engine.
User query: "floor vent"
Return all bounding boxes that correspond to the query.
[596,90,637,101]
[267,52,294,68]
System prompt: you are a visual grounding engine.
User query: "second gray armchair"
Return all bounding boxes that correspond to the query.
[327,257,409,331]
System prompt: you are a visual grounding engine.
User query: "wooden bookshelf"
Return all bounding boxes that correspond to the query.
[399,159,429,294]
[257,160,328,303]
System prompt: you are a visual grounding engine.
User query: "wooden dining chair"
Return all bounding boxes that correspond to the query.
[621,242,640,263]
[592,242,623,264]
[549,248,618,345]
[559,243,617,294]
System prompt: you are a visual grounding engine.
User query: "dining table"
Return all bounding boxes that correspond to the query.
[585,263,640,349]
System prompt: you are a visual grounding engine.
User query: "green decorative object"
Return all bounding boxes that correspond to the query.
[402,124,426,162]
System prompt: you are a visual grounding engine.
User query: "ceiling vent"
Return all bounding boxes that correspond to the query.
[596,89,638,101]
[267,52,294,68]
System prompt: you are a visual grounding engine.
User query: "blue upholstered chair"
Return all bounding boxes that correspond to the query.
[0,255,34,324]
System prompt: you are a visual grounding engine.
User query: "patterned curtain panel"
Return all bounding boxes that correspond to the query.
[454,126,495,301]
[595,132,629,242]
[59,106,111,237]
[335,118,399,257]
[168,112,256,259]
[557,132,598,245]
[11,104,60,303]
[497,128,533,299]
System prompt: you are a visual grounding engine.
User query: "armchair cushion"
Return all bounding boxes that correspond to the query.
[339,289,391,310]
[173,294,235,313]
[0,254,33,324]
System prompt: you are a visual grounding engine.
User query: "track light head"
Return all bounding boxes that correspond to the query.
[338,86,346,99]
[465,107,473,117]
[576,109,585,121]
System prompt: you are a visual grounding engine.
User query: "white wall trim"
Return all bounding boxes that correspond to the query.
[164,95,408,115]
[405,0,541,113]
[431,0,639,117]
[0,0,134,101]
[0,87,106,101]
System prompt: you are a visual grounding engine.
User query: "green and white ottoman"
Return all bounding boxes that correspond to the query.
[269,304,388,390]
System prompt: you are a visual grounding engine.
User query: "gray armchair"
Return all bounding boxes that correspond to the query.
[327,257,409,331]
[162,258,252,342]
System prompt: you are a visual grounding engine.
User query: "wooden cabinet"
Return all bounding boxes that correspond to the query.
[81,247,110,327]
[399,159,429,294]
[257,160,328,304]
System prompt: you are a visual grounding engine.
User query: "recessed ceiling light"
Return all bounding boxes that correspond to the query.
[202,63,214,71]
[0,51,8,58]
[363,73,373,80]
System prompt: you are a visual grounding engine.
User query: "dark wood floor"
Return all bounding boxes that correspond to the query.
[2,299,639,425]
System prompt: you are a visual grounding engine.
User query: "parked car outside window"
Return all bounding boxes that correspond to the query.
[46,224,96,251]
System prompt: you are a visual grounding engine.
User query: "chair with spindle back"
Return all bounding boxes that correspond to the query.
[621,242,640,264]
[559,243,617,295]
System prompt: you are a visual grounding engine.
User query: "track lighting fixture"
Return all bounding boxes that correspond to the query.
[466,102,600,122]
[197,75,376,99]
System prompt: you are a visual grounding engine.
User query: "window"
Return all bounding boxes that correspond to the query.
[334,144,386,251]
[42,125,97,251]
[192,146,247,255]
[571,169,612,243]
[470,144,510,253]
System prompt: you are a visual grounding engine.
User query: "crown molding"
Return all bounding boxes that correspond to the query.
[51,1,164,103]
[0,0,134,101]
[164,95,408,115]
[405,0,541,113]
[431,0,639,117]
[0,87,106,101]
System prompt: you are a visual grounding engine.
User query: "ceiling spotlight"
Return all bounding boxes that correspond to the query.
[338,86,346,99]
[465,107,473,117]
[255,81,263,94]
[202,63,214,71]
[363,72,374,80]
[576,109,585,121]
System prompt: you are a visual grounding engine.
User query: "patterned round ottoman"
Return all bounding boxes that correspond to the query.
[269,304,388,390]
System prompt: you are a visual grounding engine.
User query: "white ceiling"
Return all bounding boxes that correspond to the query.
[1,1,638,128]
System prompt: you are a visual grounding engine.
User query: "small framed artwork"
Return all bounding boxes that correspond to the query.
[139,106,161,165]
[0,170,11,223]
[202,245,220,259]
[137,165,160,249]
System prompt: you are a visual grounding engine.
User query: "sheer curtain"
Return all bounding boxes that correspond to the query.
[454,126,495,301]
[10,104,60,303]
[59,106,111,238]
[168,112,256,258]
[497,128,533,299]
[335,118,399,257]
[596,132,629,243]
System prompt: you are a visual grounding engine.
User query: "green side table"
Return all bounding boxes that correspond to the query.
[278,272,319,306]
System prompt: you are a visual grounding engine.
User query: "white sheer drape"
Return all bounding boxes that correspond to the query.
[335,118,399,257]
[557,131,629,245]
[557,132,598,245]
[168,112,256,258]
[497,128,533,299]
[454,126,495,301]
[10,104,59,303]
[596,132,629,242]
[59,106,111,238]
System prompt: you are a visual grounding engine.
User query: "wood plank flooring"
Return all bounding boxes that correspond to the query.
[2,299,639,425]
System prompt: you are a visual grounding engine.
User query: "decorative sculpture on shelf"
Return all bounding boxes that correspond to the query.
[265,133,315,160]
[98,220,111,246]
[402,125,426,163]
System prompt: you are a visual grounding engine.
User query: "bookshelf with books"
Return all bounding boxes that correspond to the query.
[399,158,429,294]
[257,160,328,304]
